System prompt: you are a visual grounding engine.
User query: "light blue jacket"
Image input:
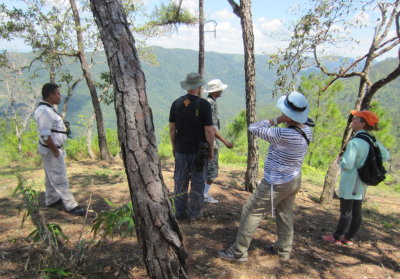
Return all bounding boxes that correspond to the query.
[339,130,390,200]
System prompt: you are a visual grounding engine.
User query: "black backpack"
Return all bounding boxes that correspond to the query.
[354,132,386,186]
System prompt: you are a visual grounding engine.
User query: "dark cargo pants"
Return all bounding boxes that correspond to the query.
[173,152,207,219]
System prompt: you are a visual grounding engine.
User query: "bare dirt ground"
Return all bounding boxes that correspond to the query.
[1,158,399,278]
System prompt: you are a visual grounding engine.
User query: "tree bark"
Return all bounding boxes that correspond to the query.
[70,0,111,162]
[198,0,205,77]
[86,113,96,160]
[232,0,258,192]
[90,0,188,278]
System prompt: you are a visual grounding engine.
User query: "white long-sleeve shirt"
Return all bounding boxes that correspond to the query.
[34,101,67,155]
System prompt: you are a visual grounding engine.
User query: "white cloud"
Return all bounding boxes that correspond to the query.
[352,11,371,26]
[257,18,283,32]
[209,8,236,21]
[181,0,198,15]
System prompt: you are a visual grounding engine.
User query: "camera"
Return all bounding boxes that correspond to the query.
[304,117,315,127]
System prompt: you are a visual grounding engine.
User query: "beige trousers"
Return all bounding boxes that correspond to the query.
[229,175,301,258]
[42,150,78,211]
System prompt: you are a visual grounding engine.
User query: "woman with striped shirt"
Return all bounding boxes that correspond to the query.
[218,91,312,262]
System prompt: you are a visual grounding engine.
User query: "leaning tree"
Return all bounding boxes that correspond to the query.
[270,0,400,203]
[90,0,188,278]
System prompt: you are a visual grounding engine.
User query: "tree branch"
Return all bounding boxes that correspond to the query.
[227,0,240,17]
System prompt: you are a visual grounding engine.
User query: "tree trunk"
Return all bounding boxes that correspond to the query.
[240,0,258,192]
[227,0,258,192]
[49,63,56,83]
[61,76,83,119]
[90,1,188,278]
[86,113,96,160]
[70,0,111,162]
[198,0,205,77]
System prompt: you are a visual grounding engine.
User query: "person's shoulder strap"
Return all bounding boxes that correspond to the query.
[38,102,61,117]
[288,126,310,145]
[354,132,377,146]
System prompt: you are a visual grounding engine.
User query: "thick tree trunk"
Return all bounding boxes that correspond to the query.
[90,1,188,278]
[70,0,111,162]
[240,0,258,192]
[198,0,205,77]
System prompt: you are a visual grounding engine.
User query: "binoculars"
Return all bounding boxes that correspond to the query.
[304,118,315,127]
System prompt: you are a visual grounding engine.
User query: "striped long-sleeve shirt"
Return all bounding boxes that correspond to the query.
[249,120,312,185]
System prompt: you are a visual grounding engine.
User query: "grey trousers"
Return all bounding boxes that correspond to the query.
[229,175,301,258]
[42,150,78,211]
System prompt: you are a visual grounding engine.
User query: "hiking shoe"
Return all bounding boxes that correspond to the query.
[66,205,86,216]
[47,199,63,208]
[322,234,342,245]
[218,249,248,262]
[341,238,354,246]
[266,245,290,261]
[266,245,278,255]
[204,195,219,204]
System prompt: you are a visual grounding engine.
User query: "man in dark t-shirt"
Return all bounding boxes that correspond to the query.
[169,72,214,221]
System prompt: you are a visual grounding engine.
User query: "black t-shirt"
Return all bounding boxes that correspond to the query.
[169,94,213,154]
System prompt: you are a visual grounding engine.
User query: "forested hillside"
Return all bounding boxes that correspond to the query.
[1,47,399,140]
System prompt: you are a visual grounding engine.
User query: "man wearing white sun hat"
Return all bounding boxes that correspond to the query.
[218,91,312,262]
[203,79,234,204]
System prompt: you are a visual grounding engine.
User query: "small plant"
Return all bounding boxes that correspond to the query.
[92,199,135,239]
[12,174,39,226]
[28,223,68,245]
[41,267,72,278]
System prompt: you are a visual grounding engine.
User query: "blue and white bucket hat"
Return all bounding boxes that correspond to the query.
[276,91,310,123]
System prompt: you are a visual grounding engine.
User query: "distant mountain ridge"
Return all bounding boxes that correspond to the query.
[1,47,398,139]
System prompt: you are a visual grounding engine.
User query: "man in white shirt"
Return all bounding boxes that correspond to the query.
[203,79,233,203]
[35,83,85,216]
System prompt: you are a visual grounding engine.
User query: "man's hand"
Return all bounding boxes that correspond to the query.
[52,148,60,158]
[224,140,233,149]
[208,148,214,161]
[172,145,176,158]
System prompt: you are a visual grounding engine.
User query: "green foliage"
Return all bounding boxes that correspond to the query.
[41,267,72,279]
[221,110,248,165]
[298,73,346,170]
[0,119,40,166]
[157,124,173,161]
[12,174,39,226]
[65,136,88,160]
[92,128,120,157]
[220,109,269,166]
[92,199,135,239]
[302,164,326,186]
[29,223,68,244]
[149,1,196,28]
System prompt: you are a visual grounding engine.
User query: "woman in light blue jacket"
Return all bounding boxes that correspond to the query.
[323,110,390,245]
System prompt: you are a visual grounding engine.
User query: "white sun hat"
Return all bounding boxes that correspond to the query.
[204,79,228,93]
[276,91,310,123]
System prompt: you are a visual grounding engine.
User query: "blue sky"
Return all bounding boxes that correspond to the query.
[1,0,398,59]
